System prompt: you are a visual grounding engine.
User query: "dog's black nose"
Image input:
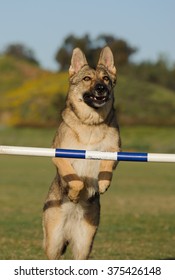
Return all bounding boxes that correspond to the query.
[95,83,106,95]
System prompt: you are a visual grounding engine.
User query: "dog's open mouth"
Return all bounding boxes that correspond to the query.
[83,92,110,108]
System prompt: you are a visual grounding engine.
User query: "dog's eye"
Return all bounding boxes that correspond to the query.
[83,76,91,82]
[103,76,110,82]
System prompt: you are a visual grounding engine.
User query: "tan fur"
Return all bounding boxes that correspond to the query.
[43,46,121,259]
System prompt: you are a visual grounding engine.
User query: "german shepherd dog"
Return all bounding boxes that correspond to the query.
[43,46,121,259]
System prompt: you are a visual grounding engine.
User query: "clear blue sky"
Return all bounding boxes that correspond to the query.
[0,0,175,70]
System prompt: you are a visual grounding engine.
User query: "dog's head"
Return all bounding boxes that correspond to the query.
[66,46,117,124]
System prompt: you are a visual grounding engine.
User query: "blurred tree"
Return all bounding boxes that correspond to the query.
[96,34,137,66]
[55,34,91,70]
[4,43,39,65]
[132,56,175,90]
[55,33,137,70]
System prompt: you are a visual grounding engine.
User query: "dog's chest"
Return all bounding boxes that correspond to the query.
[77,124,106,147]
[70,127,106,179]
[72,158,100,180]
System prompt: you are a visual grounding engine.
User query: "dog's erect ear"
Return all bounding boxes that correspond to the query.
[97,46,116,75]
[69,48,88,77]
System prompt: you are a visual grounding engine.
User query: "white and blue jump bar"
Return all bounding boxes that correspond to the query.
[0,145,175,163]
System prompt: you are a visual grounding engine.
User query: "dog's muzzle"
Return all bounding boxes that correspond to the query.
[83,83,111,109]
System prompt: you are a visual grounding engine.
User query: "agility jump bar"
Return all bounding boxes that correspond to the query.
[0,145,175,163]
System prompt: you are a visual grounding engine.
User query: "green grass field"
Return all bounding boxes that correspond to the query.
[0,126,175,259]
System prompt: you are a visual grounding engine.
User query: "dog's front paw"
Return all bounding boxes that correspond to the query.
[98,180,111,194]
[68,189,80,203]
[68,180,84,203]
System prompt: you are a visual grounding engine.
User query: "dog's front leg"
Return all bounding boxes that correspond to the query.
[52,158,84,202]
[98,160,117,194]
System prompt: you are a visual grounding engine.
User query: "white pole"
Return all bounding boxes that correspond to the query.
[0,145,55,157]
[0,145,175,163]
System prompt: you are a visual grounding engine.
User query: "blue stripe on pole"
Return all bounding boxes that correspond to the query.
[55,148,86,159]
[117,152,148,162]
